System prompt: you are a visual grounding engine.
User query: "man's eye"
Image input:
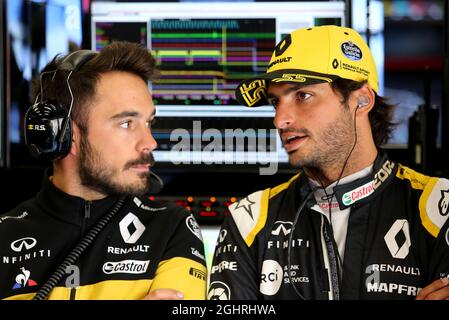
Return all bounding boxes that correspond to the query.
[120,121,131,129]
[297,92,311,100]
[268,99,278,109]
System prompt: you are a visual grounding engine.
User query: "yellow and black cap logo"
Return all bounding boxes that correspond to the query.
[235,25,379,108]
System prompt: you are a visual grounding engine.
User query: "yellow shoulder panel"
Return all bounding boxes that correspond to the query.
[397,164,449,238]
[269,173,301,199]
[229,189,270,247]
[395,164,430,190]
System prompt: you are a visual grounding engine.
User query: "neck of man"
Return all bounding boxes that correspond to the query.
[51,161,108,201]
[304,137,378,188]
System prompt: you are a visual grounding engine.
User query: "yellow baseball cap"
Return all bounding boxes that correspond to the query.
[235,25,379,107]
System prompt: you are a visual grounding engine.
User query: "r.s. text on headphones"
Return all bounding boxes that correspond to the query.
[24,50,97,161]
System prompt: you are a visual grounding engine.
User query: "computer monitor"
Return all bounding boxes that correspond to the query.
[91,1,347,170]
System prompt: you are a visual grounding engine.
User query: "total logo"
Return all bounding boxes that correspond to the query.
[10,237,37,252]
[119,213,146,244]
[12,267,38,290]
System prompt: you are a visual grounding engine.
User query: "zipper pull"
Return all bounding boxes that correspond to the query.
[84,201,91,219]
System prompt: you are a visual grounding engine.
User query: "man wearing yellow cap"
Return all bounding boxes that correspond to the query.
[208,25,449,300]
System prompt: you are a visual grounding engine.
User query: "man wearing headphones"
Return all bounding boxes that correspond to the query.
[208,25,449,300]
[0,42,206,300]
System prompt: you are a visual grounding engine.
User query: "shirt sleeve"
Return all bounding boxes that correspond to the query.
[419,177,449,283]
[149,211,207,300]
[208,215,261,300]
[428,216,449,282]
[208,189,270,300]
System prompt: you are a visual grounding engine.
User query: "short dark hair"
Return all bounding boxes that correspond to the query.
[331,78,397,146]
[31,41,159,132]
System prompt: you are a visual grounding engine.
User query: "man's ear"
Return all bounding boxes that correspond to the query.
[353,84,375,113]
[70,122,80,155]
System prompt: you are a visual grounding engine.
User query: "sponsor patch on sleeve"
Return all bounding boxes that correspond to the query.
[228,189,269,247]
[420,178,449,237]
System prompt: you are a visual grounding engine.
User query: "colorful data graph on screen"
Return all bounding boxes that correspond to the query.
[150,19,276,106]
[95,21,147,50]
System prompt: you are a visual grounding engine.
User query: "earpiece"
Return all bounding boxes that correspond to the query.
[24,50,97,161]
[357,96,370,108]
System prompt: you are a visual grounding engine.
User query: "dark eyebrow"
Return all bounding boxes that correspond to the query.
[110,109,156,121]
[267,84,305,99]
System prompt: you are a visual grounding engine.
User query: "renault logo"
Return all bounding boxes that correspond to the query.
[384,219,411,259]
[119,213,146,244]
[11,237,37,252]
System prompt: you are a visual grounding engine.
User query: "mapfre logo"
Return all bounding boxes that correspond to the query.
[10,237,37,252]
[271,221,293,236]
[384,219,411,259]
[119,213,146,244]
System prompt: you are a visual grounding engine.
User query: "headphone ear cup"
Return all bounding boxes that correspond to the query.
[24,101,72,161]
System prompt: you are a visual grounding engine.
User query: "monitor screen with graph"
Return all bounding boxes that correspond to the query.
[91,2,347,168]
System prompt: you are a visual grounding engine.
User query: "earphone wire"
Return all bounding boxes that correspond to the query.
[287,187,316,299]
[316,105,359,283]
[287,105,359,299]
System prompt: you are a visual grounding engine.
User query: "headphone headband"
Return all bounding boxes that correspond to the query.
[59,50,97,71]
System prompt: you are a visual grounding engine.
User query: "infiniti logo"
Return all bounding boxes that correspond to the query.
[10,237,37,252]
[271,221,293,236]
[218,229,227,243]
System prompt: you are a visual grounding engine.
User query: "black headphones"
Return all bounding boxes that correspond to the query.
[24,50,97,161]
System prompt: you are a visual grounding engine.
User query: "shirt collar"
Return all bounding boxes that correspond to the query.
[296,149,397,210]
[36,168,122,226]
